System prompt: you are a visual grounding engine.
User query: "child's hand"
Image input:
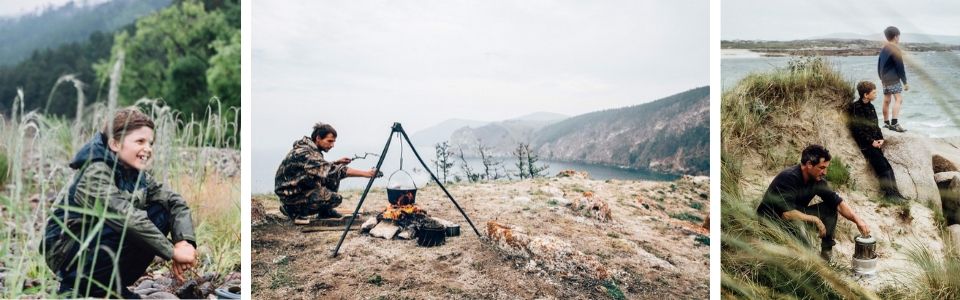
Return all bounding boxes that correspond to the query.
[171,241,197,282]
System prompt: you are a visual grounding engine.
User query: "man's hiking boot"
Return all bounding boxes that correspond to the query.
[820,249,833,262]
[883,123,892,130]
[317,208,343,219]
[890,123,907,132]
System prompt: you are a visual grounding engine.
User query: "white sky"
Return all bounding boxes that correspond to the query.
[723,0,960,40]
[253,0,709,152]
[0,0,109,18]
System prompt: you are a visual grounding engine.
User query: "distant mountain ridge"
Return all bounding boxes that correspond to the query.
[810,32,960,45]
[424,87,709,175]
[0,0,171,65]
[410,118,490,147]
[533,86,709,175]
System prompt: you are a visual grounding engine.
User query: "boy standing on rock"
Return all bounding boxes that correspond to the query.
[847,81,907,203]
[756,145,871,261]
[878,26,909,132]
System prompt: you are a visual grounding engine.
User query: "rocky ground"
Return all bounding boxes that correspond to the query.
[130,267,241,299]
[252,173,710,299]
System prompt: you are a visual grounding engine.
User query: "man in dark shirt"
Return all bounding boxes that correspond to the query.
[847,81,906,203]
[757,145,871,261]
[878,26,909,132]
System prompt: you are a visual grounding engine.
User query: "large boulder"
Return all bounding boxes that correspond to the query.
[883,132,941,208]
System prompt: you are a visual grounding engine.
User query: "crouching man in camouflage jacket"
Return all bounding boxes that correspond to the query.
[275,123,379,225]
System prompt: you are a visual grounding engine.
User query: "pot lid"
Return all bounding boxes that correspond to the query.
[855,235,876,244]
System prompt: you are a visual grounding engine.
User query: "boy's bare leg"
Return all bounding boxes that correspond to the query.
[892,93,903,120]
[882,94,892,122]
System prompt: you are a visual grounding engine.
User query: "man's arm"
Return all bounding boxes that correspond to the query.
[838,201,870,236]
[781,210,827,237]
[345,167,379,178]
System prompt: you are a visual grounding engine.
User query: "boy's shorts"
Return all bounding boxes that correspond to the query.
[883,82,903,95]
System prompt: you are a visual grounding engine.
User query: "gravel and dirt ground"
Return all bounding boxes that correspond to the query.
[252,173,709,299]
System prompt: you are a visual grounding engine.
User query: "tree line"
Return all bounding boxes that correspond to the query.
[432,140,549,184]
[0,0,240,137]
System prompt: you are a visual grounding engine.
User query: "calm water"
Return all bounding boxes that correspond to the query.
[252,145,679,193]
[722,51,960,138]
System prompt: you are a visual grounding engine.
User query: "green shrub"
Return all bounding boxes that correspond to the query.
[670,212,703,223]
[825,156,850,188]
[602,280,626,300]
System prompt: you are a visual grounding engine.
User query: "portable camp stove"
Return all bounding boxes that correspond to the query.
[331,122,482,257]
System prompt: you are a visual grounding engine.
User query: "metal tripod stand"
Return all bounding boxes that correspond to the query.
[331,122,482,257]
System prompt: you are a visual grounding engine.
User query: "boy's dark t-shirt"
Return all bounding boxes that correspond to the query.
[757,165,843,218]
[847,99,884,150]
[878,43,907,87]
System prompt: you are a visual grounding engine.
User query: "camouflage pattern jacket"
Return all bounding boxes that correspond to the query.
[43,133,195,272]
[274,137,347,203]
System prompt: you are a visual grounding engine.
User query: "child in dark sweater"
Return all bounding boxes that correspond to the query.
[878,26,909,132]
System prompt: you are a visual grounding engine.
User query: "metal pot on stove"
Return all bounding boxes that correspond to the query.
[387,169,417,205]
[852,235,878,276]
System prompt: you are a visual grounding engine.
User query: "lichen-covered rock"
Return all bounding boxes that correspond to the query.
[570,191,612,222]
[486,221,609,282]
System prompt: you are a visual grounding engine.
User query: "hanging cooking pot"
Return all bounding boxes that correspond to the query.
[387,169,418,205]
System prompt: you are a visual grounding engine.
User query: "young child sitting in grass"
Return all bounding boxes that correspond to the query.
[42,107,197,298]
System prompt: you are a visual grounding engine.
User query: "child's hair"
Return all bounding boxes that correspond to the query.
[103,107,155,142]
[884,26,900,41]
[856,81,876,99]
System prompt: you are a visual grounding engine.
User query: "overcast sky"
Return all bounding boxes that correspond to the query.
[723,0,960,40]
[0,0,109,18]
[253,0,708,154]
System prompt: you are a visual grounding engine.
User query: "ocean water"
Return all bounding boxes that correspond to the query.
[722,51,960,138]
[252,144,679,194]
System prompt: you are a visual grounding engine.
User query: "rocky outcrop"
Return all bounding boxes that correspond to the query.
[486,221,610,282]
[883,132,941,207]
[570,191,612,222]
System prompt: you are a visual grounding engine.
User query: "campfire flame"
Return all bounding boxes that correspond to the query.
[380,203,425,221]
